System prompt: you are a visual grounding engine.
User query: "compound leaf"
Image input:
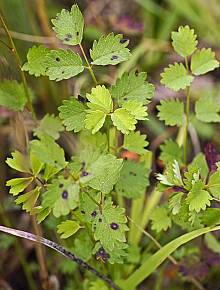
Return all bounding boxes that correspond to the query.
[57,220,81,239]
[111,71,155,105]
[191,48,219,76]
[122,100,148,120]
[85,110,106,134]
[22,45,49,77]
[90,33,131,66]
[157,99,184,126]
[115,160,149,198]
[111,108,136,134]
[86,85,113,113]
[6,151,30,173]
[34,114,64,140]
[84,154,123,194]
[15,187,40,213]
[0,80,28,111]
[51,4,84,45]
[42,177,79,217]
[195,97,220,123]
[151,207,172,233]
[6,177,33,196]
[58,98,86,132]
[161,63,194,91]
[160,139,183,164]
[30,136,67,170]
[123,131,148,155]
[92,201,128,252]
[171,25,197,57]
[187,180,212,213]
[208,171,220,198]
[44,49,84,81]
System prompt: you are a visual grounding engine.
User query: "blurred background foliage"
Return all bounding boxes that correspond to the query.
[1,1,220,290]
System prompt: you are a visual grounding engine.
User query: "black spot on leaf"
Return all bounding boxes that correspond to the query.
[98,218,102,222]
[111,55,118,60]
[80,171,89,177]
[59,183,64,188]
[129,171,136,176]
[62,190,68,199]
[120,38,128,44]
[64,33,73,41]
[76,31,79,36]
[110,222,119,230]
[91,211,97,217]
[56,57,60,62]
[96,247,110,262]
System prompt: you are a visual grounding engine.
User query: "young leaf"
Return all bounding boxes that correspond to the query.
[58,98,86,132]
[84,154,123,194]
[34,114,64,140]
[169,192,184,215]
[22,45,50,77]
[183,164,200,191]
[157,99,184,126]
[57,220,81,239]
[115,160,149,198]
[208,171,220,198]
[111,108,136,134]
[15,187,40,213]
[6,151,30,173]
[187,180,212,213]
[122,101,148,120]
[6,177,33,196]
[161,63,194,91]
[123,131,148,155]
[151,207,172,233]
[90,33,131,66]
[51,4,84,45]
[92,201,128,252]
[44,50,84,81]
[85,110,106,134]
[191,48,219,76]
[160,139,183,164]
[171,25,197,57]
[110,71,155,105]
[42,177,79,217]
[0,80,28,111]
[195,97,220,123]
[86,86,113,113]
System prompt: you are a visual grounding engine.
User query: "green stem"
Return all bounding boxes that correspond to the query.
[184,57,190,164]
[79,43,98,85]
[0,13,36,120]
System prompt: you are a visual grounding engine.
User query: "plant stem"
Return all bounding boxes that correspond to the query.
[184,57,190,164]
[79,43,98,85]
[0,13,36,120]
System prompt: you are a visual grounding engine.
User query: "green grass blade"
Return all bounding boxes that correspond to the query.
[120,225,220,289]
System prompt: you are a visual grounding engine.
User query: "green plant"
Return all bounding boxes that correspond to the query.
[1,4,220,290]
